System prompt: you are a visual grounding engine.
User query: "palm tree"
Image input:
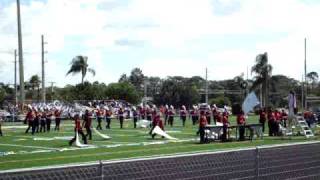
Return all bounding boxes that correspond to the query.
[306,71,318,90]
[251,52,273,108]
[66,56,96,84]
[29,75,41,101]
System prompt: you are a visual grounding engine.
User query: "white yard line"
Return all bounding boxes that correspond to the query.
[0,143,60,150]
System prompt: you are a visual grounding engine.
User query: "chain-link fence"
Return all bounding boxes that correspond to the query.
[1,141,319,180]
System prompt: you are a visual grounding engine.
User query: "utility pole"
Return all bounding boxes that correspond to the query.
[14,49,18,106]
[49,82,55,101]
[265,52,269,108]
[16,0,25,110]
[41,35,47,103]
[301,75,304,109]
[205,68,208,104]
[304,38,307,110]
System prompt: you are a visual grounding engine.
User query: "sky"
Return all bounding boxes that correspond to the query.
[0,0,320,87]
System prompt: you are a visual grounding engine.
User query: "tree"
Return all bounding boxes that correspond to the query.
[66,56,95,84]
[118,73,129,83]
[29,75,41,101]
[129,68,144,91]
[105,82,141,104]
[251,52,273,108]
[306,71,319,90]
[154,76,200,107]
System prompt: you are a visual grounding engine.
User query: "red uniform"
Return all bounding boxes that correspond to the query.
[199,115,208,128]
[237,114,246,125]
[75,119,82,131]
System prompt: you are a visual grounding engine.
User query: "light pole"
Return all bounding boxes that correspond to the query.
[17,0,25,110]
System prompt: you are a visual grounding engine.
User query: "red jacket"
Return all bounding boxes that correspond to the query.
[237,114,246,125]
[26,111,34,121]
[222,115,229,126]
[199,115,208,128]
[259,111,266,121]
[75,119,82,131]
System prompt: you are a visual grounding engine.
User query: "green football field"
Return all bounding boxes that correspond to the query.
[0,116,319,171]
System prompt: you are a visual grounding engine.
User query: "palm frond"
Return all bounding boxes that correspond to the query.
[88,68,96,76]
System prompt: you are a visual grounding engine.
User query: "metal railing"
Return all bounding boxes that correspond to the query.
[0,141,319,180]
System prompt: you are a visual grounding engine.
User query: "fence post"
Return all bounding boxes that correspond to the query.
[99,160,103,180]
[255,147,260,180]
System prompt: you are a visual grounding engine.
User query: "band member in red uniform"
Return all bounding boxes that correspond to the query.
[132,106,139,128]
[96,107,103,130]
[168,105,175,127]
[118,107,124,129]
[199,111,208,144]
[212,104,218,124]
[237,111,246,141]
[25,108,34,134]
[180,105,187,127]
[216,112,223,123]
[32,110,40,135]
[221,112,230,142]
[54,109,61,131]
[259,108,267,133]
[164,105,169,125]
[105,107,112,129]
[46,110,53,132]
[274,109,281,135]
[190,106,197,126]
[40,110,46,133]
[205,106,211,125]
[83,109,92,140]
[146,106,152,121]
[139,106,146,119]
[267,109,276,136]
[69,114,87,145]
[150,115,165,139]
[281,109,288,128]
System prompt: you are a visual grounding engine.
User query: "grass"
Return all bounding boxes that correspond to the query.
[0,116,319,171]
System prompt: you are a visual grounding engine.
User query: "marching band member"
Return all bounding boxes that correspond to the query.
[25,107,34,134]
[180,105,187,127]
[212,104,218,124]
[267,109,276,136]
[46,109,53,132]
[132,106,139,128]
[199,111,208,144]
[146,105,152,121]
[96,107,104,130]
[168,105,175,127]
[118,107,124,129]
[149,114,165,139]
[139,105,146,119]
[40,109,46,133]
[54,108,62,131]
[32,109,40,135]
[237,110,246,141]
[221,112,230,142]
[206,105,211,125]
[259,108,267,133]
[164,105,169,125]
[190,106,197,126]
[281,109,288,128]
[105,106,112,129]
[69,114,87,145]
[83,109,92,140]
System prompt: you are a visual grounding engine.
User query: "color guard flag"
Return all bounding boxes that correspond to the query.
[242,92,260,115]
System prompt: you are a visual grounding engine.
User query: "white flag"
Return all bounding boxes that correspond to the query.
[242,92,260,115]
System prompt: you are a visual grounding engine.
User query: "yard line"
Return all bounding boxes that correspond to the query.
[0,143,60,150]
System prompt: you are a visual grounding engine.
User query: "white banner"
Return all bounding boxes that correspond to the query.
[242,92,260,115]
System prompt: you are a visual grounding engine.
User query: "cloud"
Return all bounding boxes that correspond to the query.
[1,0,320,88]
